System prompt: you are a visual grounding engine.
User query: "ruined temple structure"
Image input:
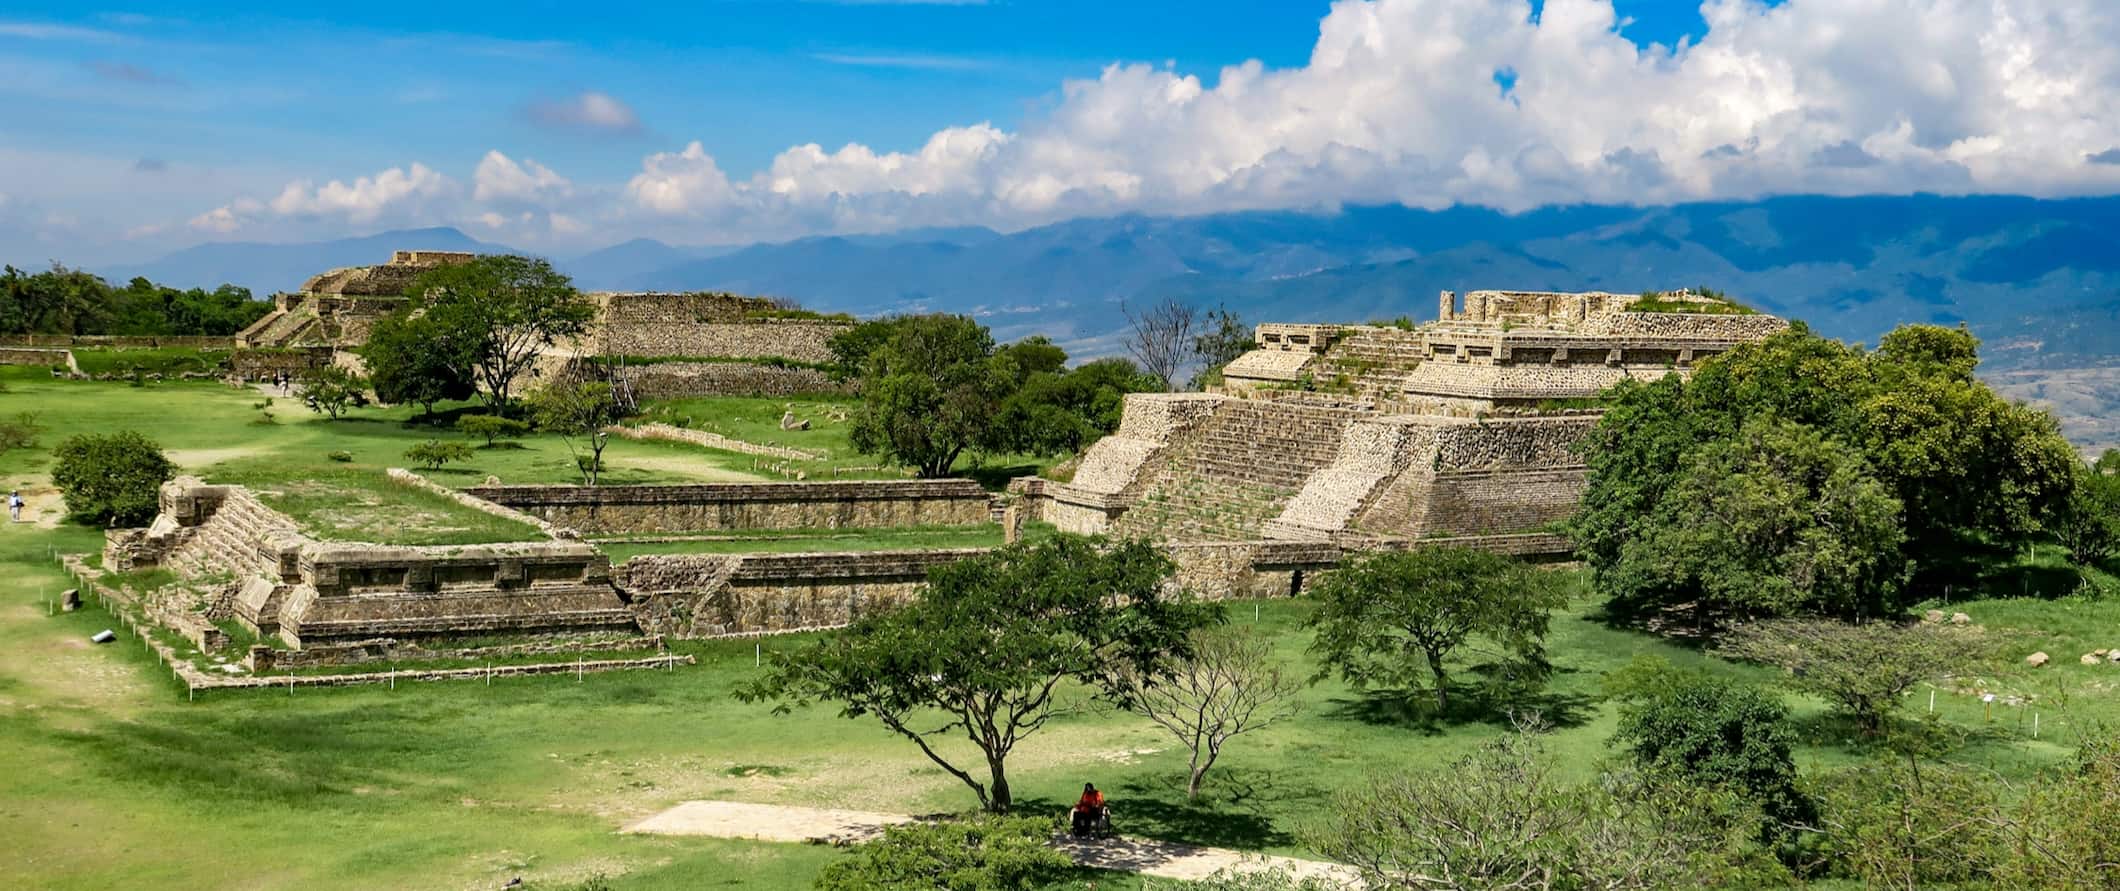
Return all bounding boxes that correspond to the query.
[1016,289,1788,557]
[233,251,851,395]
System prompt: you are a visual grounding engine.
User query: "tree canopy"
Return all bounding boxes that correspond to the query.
[52,431,176,527]
[832,315,1157,475]
[362,310,478,417]
[1307,546,1565,711]
[1572,323,2077,621]
[1,264,266,336]
[737,534,1220,812]
[401,255,595,408]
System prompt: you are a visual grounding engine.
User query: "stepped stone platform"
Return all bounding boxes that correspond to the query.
[1022,288,1786,557]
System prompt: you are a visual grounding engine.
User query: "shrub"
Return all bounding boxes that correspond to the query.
[325,450,354,463]
[456,414,530,447]
[0,411,44,455]
[404,440,474,471]
[814,816,1073,891]
[296,365,369,419]
[52,431,176,527]
[1604,656,1805,827]
[1719,619,1985,736]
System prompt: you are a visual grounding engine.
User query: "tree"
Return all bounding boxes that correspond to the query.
[1307,546,1565,711]
[1315,726,1785,890]
[295,365,369,419]
[1599,418,1907,622]
[1810,756,2005,888]
[1121,297,1199,390]
[1117,626,1303,801]
[1188,306,1253,389]
[1603,657,1804,827]
[406,254,595,408]
[845,314,1013,477]
[2053,464,2120,567]
[815,816,1074,891]
[1572,324,2077,620]
[738,535,1220,812]
[51,431,176,527]
[1719,619,1983,736]
[455,414,530,448]
[403,440,474,471]
[362,310,478,418]
[984,358,1158,457]
[527,380,623,485]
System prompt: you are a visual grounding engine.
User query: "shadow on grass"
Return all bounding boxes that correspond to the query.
[1323,681,1597,733]
[963,463,1040,491]
[1100,768,1306,850]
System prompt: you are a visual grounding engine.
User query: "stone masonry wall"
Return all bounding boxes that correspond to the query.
[462,480,994,535]
[615,549,980,637]
[611,361,849,399]
[591,293,847,363]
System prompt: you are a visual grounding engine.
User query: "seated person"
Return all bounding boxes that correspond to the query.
[1071,783,1107,836]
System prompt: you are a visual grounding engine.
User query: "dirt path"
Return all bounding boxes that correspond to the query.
[623,799,1362,885]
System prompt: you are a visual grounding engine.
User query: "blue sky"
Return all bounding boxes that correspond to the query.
[4,0,2113,264]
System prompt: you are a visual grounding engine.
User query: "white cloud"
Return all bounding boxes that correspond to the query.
[187,198,259,233]
[265,163,453,222]
[170,0,2120,247]
[525,90,643,135]
[473,151,573,205]
[0,20,124,42]
[625,141,739,215]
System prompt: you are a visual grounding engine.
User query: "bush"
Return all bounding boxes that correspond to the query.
[456,414,530,447]
[296,365,369,419]
[325,450,354,463]
[404,440,474,471]
[1605,657,1805,827]
[1719,619,1987,736]
[51,431,176,527]
[0,411,44,455]
[814,816,1073,891]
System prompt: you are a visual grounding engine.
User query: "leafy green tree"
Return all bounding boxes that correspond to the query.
[985,358,1158,457]
[739,535,1219,812]
[1810,755,2005,887]
[0,411,43,456]
[455,414,530,447]
[362,310,478,418]
[1600,418,1907,621]
[1307,546,1565,711]
[1604,656,1805,827]
[815,816,1073,891]
[295,365,369,419]
[993,335,1068,383]
[1573,324,2077,620]
[1719,619,1983,736]
[2096,448,2120,477]
[51,431,176,527]
[403,440,474,471]
[845,314,1013,477]
[405,255,594,409]
[2053,464,2120,567]
[527,380,623,485]
[0,264,264,335]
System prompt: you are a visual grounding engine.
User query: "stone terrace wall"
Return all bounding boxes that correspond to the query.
[617,549,981,636]
[1351,416,1594,551]
[0,347,70,365]
[592,293,848,363]
[1582,311,1790,340]
[462,480,994,535]
[608,360,849,399]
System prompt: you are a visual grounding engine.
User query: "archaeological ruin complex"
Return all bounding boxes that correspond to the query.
[233,250,852,396]
[1016,289,1787,556]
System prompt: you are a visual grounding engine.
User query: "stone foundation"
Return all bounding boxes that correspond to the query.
[461,480,995,535]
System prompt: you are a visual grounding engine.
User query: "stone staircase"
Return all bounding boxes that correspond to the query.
[166,490,304,582]
[1263,418,1432,541]
[235,302,322,348]
[1114,400,1356,541]
[1306,327,1426,405]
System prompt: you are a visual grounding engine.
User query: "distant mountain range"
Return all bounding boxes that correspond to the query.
[89,195,2120,356]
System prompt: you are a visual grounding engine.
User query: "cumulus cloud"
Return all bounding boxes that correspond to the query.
[266,163,453,222]
[473,151,572,205]
[179,0,2120,244]
[524,90,643,135]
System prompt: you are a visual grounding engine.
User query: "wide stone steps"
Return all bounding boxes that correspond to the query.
[1112,399,1357,541]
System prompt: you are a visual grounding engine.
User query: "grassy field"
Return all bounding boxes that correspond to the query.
[4,373,2118,889]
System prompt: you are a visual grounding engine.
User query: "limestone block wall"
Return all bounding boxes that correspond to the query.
[591,293,848,363]
[461,480,995,535]
[1582,312,1790,340]
[608,361,849,399]
[1166,541,1344,600]
[1265,418,1435,540]
[1114,398,1359,541]
[1068,393,1227,497]
[0,347,70,366]
[616,549,981,637]
[1350,416,1594,550]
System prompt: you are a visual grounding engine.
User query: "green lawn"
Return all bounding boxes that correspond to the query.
[4,372,2117,889]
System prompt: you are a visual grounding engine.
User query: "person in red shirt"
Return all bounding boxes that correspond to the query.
[1071,783,1107,836]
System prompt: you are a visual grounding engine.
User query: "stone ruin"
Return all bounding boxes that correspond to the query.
[1014,289,1788,557]
[234,250,852,396]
